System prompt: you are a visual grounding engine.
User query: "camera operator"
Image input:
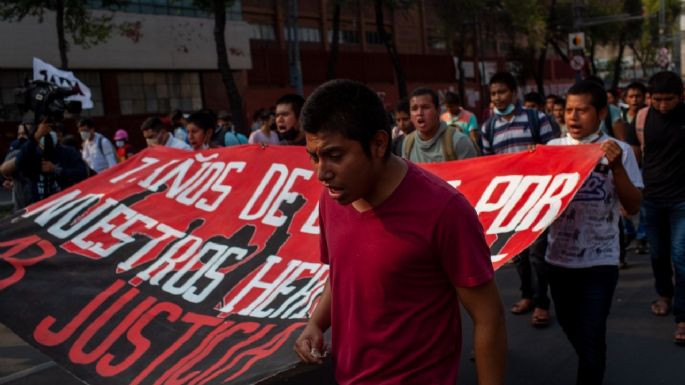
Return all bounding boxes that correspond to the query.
[1,117,88,206]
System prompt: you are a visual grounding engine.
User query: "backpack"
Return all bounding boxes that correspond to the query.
[403,125,458,161]
[483,109,542,151]
[224,130,248,146]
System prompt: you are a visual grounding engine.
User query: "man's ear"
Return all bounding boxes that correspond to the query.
[372,130,390,159]
[598,106,608,122]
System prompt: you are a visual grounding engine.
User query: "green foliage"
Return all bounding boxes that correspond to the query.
[0,1,129,49]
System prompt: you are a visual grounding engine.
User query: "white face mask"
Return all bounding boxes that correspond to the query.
[115,140,125,148]
[567,131,602,145]
[146,131,163,147]
[80,131,91,141]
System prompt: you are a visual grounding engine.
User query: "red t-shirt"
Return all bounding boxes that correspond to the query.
[319,161,494,385]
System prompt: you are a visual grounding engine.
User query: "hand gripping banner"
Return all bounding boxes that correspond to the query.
[0,144,603,385]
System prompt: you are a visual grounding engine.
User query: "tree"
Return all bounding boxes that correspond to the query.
[631,0,681,76]
[194,0,248,133]
[0,1,128,69]
[374,0,410,99]
[327,0,343,79]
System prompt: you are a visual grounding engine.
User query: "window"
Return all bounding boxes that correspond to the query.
[0,71,28,122]
[74,71,105,117]
[250,23,276,41]
[366,31,384,45]
[87,0,242,20]
[117,71,202,115]
[284,27,322,43]
[328,30,359,44]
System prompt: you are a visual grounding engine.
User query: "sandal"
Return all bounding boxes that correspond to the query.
[651,297,672,316]
[511,298,534,315]
[531,308,550,328]
[674,323,685,345]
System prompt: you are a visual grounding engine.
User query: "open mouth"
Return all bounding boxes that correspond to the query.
[325,185,343,199]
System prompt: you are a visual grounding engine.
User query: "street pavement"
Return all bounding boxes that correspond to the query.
[1,250,683,385]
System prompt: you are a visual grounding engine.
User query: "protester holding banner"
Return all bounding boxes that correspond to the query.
[275,94,306,146]
[546,80,643,385]
[140,117,191,150]
[78,118,117,173]
[294,79,506,385]
[481,71,559,327]
[635,71,685,344]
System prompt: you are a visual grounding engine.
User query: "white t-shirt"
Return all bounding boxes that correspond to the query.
[165,134,191,150]
[82,132,117,173]
[545,133,644,268]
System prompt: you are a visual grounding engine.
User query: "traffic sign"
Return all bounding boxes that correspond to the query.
[569,32,586,50]
[570,55,585,71]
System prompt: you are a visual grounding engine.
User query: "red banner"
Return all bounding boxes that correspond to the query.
[0,144,603,385]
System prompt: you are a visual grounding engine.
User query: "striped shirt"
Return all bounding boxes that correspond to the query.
[480,105,558,155]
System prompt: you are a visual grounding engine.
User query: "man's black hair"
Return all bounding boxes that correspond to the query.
[648,71,683,95]
[489,72,518,91]
[396,98,410,114]
[141,117,166,132]
[444,91,461,105]
[409,87,440,109]
[301,79,391,159]
[187,110,217,132]
[524,92,544,106]
[257,108,274,122]
[553,97,565,106]
[584,75,605,88]
[276,93,306,118]
[567,80,608,112]
[625,81,647,95]
[78,118,95,128]
[170,109,184,123]
[607,88,619,98]
[546,94,558,100]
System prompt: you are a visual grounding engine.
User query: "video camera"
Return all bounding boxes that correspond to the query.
[14,79,82,125]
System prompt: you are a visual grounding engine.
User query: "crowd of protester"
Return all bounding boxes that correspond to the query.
[1,70,684,385]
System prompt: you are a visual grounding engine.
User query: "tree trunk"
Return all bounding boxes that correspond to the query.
[374,0,407,99]
[56,0,68,69]
[611,30,627,90]
[589,38,597,75]
[327,2,341,80]
[213,0,248,133]
[455,33,466,105]
[549,38,570,64]
[286,0,304,95]
[535,45,547,96]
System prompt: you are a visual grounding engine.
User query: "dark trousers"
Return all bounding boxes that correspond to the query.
[514,230,550,309]
[548,264,619,385]
[642,199,685,323]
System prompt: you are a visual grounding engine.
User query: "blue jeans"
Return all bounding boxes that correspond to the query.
[548,264,618,385]
[642,199,685,323]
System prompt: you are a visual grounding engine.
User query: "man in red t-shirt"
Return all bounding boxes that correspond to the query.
[294,80,507,385]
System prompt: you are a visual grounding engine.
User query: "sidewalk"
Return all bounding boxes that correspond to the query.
[1,251,683,385]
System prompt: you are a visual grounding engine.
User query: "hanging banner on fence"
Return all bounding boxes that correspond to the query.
[0,144,603,385]
[33,57,94,109]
